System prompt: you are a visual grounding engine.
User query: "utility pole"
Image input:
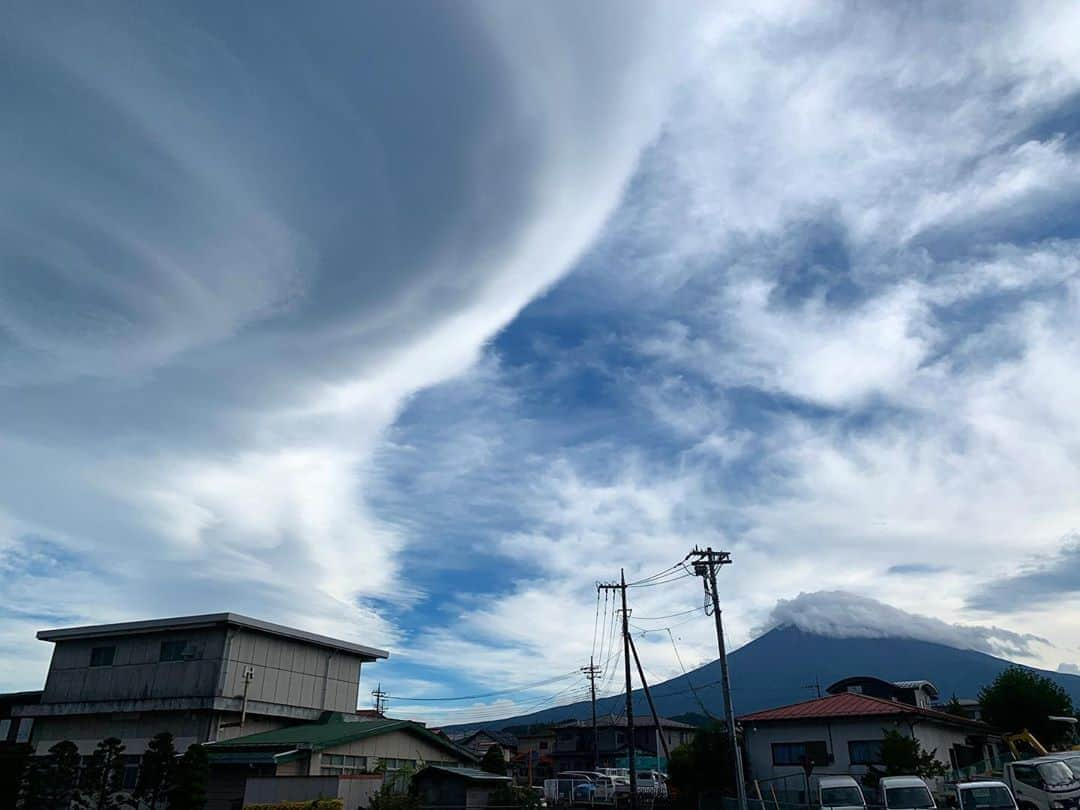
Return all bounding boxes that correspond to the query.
[598,570,638,810]
[582,657,602,771]
[690,547,747,810]
[372,683,388,716]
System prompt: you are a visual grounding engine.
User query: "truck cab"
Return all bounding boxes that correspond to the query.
[819,775,867,810]
[1003,758,1080,810]
[881,776,937,810]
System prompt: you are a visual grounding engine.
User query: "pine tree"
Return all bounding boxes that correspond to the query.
[79,737,127,810]
[169,744,209,810]
[19,740,82,809]
[134,731,177,808]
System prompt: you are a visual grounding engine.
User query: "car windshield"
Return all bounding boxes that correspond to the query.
[1062,759,1080,779]
[960,786,1014,810]
[1037,762,1075,788]
[822,786,864,806]
[886,786,935,808]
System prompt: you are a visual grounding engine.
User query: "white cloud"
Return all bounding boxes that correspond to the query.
[763,591,1046,659]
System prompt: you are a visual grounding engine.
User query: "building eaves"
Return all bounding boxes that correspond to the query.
[36,612,389,661]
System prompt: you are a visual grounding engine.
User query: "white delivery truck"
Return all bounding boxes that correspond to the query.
[881,776,937,810]
[819,775,868,810]
[1002,757,1080,810]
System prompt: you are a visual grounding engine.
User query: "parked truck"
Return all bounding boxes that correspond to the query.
[1002,758,1080,810]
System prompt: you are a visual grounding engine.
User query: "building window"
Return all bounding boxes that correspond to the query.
[159,640,189,662]
[122,756,141,790]
[848,740,884,765]
[772,741,829,766]
[15,718,33,744]
[90,646,116,667]
[321,753,373,776]
[0,719,10,741]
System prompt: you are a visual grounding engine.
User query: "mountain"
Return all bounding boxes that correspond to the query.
[444,625,1080,732]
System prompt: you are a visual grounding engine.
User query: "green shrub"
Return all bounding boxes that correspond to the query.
[243,800,344,810]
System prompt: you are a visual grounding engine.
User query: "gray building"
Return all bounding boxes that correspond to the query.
[13,613,388,757]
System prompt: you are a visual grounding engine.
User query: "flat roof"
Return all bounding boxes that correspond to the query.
[37,612,389,661]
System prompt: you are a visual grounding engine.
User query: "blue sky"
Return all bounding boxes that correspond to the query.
[4,2,1080,723]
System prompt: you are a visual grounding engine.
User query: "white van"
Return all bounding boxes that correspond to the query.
[1002,758,1080,810]
[881,776,937,810]
[953,781,1019,810]
[819,775,867,810]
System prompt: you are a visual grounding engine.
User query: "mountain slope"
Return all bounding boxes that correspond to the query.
[446,625,1080,732]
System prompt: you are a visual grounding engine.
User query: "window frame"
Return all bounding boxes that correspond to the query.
[90,645,116,667]
[159,639,189,662]
[848,739,885,766]
[771,740,829,767]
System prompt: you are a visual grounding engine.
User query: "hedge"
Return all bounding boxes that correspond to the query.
[244,800,344,810]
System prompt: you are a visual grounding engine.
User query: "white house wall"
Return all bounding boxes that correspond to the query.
[743,718,975,784]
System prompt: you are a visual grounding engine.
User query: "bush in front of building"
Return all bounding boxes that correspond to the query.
[243,801,345,810]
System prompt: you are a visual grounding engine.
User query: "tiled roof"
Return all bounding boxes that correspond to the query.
[207,712,478,761]
[739,692,990,729]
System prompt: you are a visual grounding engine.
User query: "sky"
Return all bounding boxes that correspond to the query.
[3,2,1080,725]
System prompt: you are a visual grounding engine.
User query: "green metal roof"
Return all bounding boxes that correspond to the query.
[419,765,512,782]
[208,713,477,762]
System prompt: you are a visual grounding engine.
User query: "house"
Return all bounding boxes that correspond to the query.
[827,676,940,709]
[511,727,557,785]
[0,691,42,798]
[739,691,1001,801]
[549,715,696,773]
[206,712,478,809]
[13,612,388,762]
[412,764,512,809]
[461,729,518,762]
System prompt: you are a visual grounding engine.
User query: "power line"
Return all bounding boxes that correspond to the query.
[631,606,706,621]
[389,669,580,702]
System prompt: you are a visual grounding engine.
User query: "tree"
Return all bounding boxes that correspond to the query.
[943,694,967,718]
[169,744,209,810]
[488,784,542,810]
[79,737,127,810]
[134,731,177,808]
[979,667,1076,745]
[667,724,737,810]
[865,730,947,788]
[480,745,507,775]
[19,739,82,809]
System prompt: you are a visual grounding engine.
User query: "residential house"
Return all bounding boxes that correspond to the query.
[511,727,557,785]
[827,676,940,709]
[550,715,696,773]
[14,613,388,765]
[206,712,479,809]
[739,691,1000,801]
[412,764,512,809]
[462,729,518,763]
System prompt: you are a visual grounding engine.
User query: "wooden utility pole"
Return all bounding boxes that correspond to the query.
[690,547,747,810]
[582,658,602,771]
[598,570,638,810]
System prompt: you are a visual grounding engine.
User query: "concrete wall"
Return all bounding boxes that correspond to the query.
[31,710,214,755]
[219,628,364,714]
[244,775,382,809]
[743,717,976,785]
[42,627,227,704]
